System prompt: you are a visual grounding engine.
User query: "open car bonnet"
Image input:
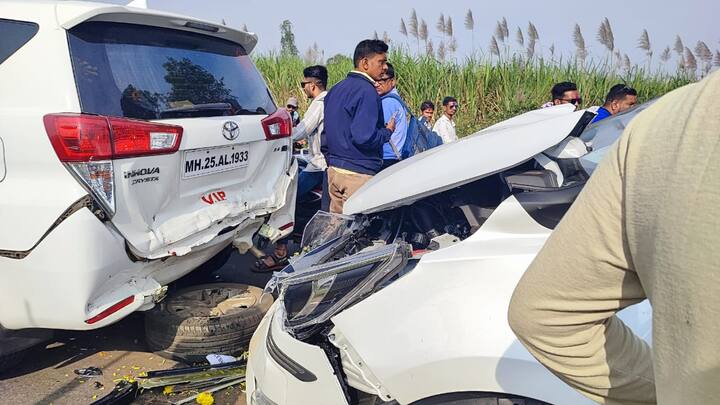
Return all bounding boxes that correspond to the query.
[343,103,586,215]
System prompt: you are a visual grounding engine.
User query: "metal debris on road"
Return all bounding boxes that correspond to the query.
[90,359,247,405]
[74,366,103,377]
[172,378,245,405]
[89,380,139,405]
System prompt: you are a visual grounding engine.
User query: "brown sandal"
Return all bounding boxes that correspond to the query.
[251,252,289,273]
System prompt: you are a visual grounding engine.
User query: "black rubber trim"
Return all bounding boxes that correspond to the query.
[515,183,585,229]
[0,196,92,259]
[568,111,597,138]
[266,318,318,382]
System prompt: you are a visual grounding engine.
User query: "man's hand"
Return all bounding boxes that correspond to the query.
[386,111,397,133]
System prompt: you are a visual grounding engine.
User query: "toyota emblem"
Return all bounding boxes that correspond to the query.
[222,121,240,141]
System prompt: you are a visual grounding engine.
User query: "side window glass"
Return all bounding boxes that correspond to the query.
[0,19,39,65]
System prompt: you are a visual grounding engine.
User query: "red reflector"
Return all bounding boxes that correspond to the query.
[279,222,294,231]
[44,114,112,161]
[261,109,292,140]
[84,295,135,325]
[44,114,183,162]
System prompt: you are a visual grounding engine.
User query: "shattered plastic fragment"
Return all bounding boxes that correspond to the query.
[206,354,235,365]
[74,366,103,377]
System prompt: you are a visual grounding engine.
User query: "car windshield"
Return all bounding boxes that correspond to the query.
[578,101,656,174]
[67,22,276,120]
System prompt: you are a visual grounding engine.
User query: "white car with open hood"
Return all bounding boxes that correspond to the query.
[0,0,296,365]
[246,104,653,404]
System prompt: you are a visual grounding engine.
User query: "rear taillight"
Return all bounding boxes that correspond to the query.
[44,114,183,161]
[261,109,292,140]
[43,114,183,216]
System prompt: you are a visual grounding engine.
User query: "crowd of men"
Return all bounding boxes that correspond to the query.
[264,38,720,404]
[257,39,638,269]
[289,39,638,214]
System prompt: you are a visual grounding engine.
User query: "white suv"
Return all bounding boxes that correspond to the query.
[0,0,296,364]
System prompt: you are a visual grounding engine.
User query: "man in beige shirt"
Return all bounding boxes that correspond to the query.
[508,70,720,404]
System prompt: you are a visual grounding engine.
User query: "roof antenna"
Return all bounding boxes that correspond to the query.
[126,0,148,8]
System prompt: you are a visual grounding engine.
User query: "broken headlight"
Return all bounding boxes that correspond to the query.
[279,242,410,340]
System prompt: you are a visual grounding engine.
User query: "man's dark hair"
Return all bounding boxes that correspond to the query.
[303,65,328,88]
[604,83,638,105]
[353,39,389,67]
[442,96,457,106]
[385,62,395,79]
[420,100,435,111]
[551,82,578,100]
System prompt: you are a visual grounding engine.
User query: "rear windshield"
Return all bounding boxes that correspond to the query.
[67,22,276,120]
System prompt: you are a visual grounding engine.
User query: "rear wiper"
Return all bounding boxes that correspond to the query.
[159,103,263,118]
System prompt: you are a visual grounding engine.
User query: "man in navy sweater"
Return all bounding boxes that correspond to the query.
[323,39,396,213]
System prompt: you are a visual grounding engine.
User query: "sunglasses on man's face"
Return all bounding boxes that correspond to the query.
[287,105,297,109]
[560,98,582,105]
[448,103,459,109]
[300,81,314,88]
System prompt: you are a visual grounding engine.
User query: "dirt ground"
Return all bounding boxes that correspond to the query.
[0,314,247,405]
[0,247,278,405]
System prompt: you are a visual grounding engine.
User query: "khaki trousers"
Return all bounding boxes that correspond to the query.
[327,167,372,214]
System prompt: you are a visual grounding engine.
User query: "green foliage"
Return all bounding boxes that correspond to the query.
[254,49,691,136]
[280,20,299,57]
[163,57,233,104]
[326,53,352,67]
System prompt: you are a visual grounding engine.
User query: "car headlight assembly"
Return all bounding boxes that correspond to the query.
[280,242,410,339]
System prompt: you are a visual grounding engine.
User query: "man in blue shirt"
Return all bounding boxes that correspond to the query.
[376,62,408,171]
[323,39,396,213]
[592,84,638,123]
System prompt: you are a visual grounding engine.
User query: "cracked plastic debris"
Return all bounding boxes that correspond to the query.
[92,361,246,405]
[265,211,356,294]
[74,366,103,377]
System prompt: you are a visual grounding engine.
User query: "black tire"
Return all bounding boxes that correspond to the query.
[144,283,273,363]
[411,392,550,405]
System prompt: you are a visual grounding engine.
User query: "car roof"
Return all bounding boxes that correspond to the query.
[0,0,258,53]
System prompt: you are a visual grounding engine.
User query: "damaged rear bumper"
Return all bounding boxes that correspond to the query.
[0,205,238,330]
[131,158,298,260]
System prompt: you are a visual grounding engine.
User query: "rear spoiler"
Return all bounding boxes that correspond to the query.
[55,2,258,53]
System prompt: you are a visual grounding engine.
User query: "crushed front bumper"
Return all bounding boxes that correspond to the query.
[246,300,348,405]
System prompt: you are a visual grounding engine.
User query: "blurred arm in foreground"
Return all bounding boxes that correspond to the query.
[509,71,720,404]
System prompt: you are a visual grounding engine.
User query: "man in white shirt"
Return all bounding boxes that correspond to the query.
[293,65,328,197]
[433,96,458,143]
[253,65,328,273]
